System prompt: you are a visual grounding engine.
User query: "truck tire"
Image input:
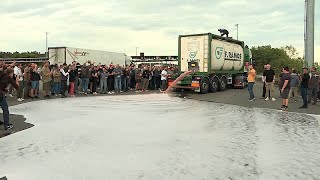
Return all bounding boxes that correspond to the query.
[219,77,227,91]
[200,78,209,94]
[209,77,219,93]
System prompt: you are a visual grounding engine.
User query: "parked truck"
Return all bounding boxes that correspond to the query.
[169,33,252,94]
[48,47,126,65]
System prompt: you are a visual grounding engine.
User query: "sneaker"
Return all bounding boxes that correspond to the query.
[93,92,98,95]
[281,106,288,111]
[17,98,23,102]
[248,98,254,101]
[272,97,276,101]
[9,94,13,98]
[278,105,285,110]
[5,124,13,130]
[21,98,25,101]
[265,97,269,101]
[299,106,308,109]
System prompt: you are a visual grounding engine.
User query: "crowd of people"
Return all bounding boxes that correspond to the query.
[3,61,179,101]
[247,63,320,111]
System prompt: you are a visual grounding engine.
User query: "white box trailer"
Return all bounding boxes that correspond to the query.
[48,47,126,65]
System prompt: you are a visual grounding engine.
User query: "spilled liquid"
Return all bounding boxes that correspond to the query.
[0,94,320,180]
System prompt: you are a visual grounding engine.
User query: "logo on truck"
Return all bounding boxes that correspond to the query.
[189,52,197,59]
[215,47,224,59]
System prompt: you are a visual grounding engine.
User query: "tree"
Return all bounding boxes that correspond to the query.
[282,45,299,59]
[251,45,304,75]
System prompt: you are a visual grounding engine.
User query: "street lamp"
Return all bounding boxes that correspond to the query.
[235,24,239,40]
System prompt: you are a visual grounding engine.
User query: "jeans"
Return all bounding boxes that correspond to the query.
[248,82,255,99]
[24,81,30,99]
[155,77,161,89]
[60,80,68,96]
[121,77,127,92]
[53,82,61,94]
[100,78,108,93]
[0,96,10,128]
[161,80,167,91]
[308,86,319,103]
[82,78,89,93]
[17,81,24,99]
[301,87,308,107]
[114,78,122,92]
[92,78,98,93]
[130,77,136,89]
[142,78,149,91]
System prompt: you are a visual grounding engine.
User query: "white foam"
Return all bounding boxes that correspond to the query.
[0,95,320,180]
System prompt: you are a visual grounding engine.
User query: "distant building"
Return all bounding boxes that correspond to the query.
[129,55,178,66]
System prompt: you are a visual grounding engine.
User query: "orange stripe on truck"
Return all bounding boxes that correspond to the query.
[191,81,200,87]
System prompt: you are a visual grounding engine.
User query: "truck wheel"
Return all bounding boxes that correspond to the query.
[200,78,209,94]
[209,77,218,93]
[219,77,227,91]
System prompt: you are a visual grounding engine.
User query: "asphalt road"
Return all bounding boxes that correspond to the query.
[181,82,320,116]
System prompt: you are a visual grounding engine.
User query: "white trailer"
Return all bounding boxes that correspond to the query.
[48,47,126,65]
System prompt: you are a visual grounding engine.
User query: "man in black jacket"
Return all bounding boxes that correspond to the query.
[299,67,310,108]
[0,68,19,130]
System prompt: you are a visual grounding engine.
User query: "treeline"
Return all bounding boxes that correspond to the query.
[251,45,306,75]
[0,51,45,58]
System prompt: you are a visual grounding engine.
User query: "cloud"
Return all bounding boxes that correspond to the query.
[0,0,319,62]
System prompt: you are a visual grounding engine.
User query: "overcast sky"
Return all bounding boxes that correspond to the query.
[0,0,319,61]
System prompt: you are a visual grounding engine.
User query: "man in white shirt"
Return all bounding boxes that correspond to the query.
[14,64,24,101]
[160,67,168,91]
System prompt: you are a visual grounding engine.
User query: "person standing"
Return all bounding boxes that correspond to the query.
[91,66,98,95]
[113,64,122,93]
[299,67,310,108]
[41,61,52,99]
[153,67,161,90]
[308,67,319,105]
[289,69,299,102]
[53,66,61,96]
[81,63,90,95]
[129,66,136,90]
[23,64,31,99]
[263,64,276,101]
[107,65,115,93]
[99,67,108,94]
[279,67,291,111]
[30,64,40,99]
[247,64,256,101]
[14,64,24,102]
[141,66,150,92]
[0,68,19,130]
[260,64,268,99]
[68,65,77,97]
[161,66,168,91]
[60,63,69,98]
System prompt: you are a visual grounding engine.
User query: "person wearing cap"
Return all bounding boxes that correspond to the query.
[279,67,291,111]
[299,67,310,108]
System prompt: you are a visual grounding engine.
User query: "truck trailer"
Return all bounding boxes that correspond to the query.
[48,47,126,65]
[169,33,252,94]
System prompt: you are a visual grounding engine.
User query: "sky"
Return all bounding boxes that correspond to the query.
[0,0,319,61]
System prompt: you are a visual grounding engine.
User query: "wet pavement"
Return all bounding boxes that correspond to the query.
[0,94,320,180]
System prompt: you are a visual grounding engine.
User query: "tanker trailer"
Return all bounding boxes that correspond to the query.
[169,33,252,94]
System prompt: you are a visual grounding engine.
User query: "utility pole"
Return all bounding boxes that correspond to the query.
[304,0,315,67]
[235,24,239,40]
[136,47,139,56]
[45,32,48,58]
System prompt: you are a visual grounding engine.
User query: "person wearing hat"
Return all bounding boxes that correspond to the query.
[299,67,310,108]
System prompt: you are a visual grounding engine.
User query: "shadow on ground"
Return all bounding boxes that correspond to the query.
[0,114,34,138]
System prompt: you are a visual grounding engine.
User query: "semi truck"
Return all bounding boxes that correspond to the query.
[169,33,252,94]
[48,47,126,65]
